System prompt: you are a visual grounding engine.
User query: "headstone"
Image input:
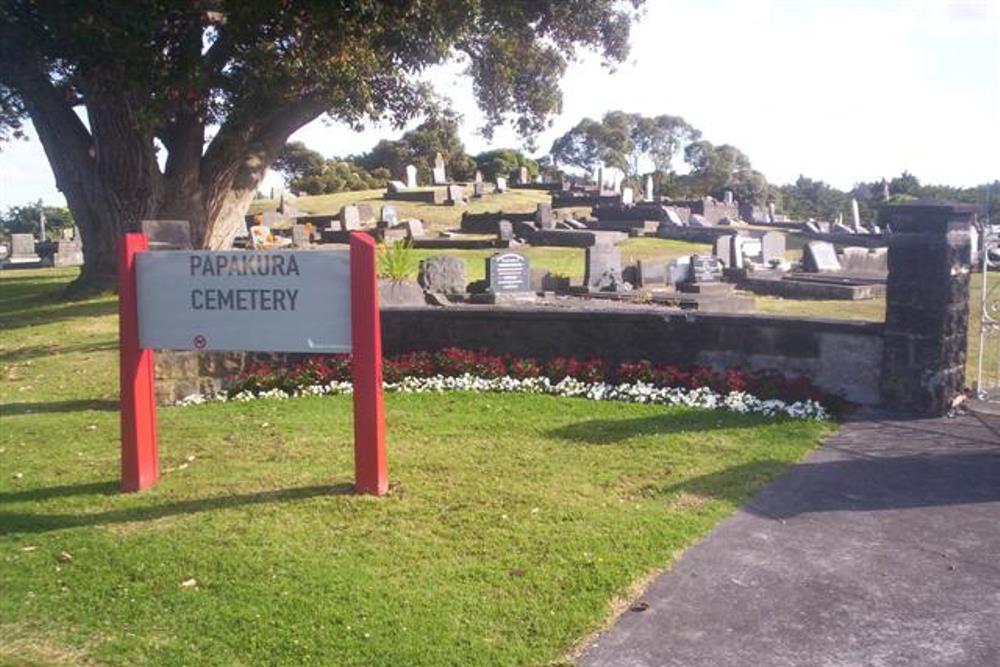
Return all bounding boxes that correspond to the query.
[403,219,425,238]
[291,223,310,247]
[418,256,466,294]
[840,246,888,274]
[472,182,486,198]
[804,221,821,234]
[664,207,684,226]
[833,222,855,235]
[535,203,553,230]
[8,234,40,262]
[497,220,514,242]
[387,180,408,193]
[61,227,75,241]
[446,184,466,205]
[621,187,634,205]
[724,190,734,206]
[381,205,398,225]
[761,231,786,266]
[883,181,890,200]
[851,198,861,231]
[475,170,483,184]
[666,256,691,286]
[636,259,667,287]
[644,175,654,202]
[51,240,83,267]
[597,167,605,193]
[405,164,418,189]
[38,209,46,242]
[340,205,361,230]
[584,244,624,291]
[495,176,507,193]
[714,235,733,267]
[730,235,745,269]
[767,202,776,224]
[688,214,709,227]
[687,254,723,283]
[141,219,192,250]
[802,241,841,272]
[518,166,528,184]
[432,153,447,185]
[486,252,531,293]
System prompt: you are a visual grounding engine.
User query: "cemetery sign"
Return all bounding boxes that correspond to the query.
[136,250,351,353]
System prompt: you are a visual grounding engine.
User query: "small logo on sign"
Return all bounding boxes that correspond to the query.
[193,335,207,349]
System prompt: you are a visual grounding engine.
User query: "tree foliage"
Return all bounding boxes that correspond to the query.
[0,201,73,239]
[549,111,699,176]
[0,0,641,291]
[473,148,539,181]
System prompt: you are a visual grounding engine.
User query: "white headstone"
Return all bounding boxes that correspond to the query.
[724,190,734,206]
[767,202,776,224]
[405,164,418,189]
[621,187,634,205]
[495,176,507,193]
[645,175,654,202]
[39,209,46,242]
[851,198,861,231]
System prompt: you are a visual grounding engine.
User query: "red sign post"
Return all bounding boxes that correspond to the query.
[117,231,387,495]
[118,233,160,492]
[349,233,388,495]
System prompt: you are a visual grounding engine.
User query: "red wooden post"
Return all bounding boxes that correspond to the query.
[118,232,159,492]
[349,232,388,495]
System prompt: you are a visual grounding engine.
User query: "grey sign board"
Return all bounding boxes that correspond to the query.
[136,250,351,353]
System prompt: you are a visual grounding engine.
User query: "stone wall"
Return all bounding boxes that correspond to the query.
[155,307,885,406]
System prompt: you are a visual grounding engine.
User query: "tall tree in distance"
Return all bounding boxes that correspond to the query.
[0,0,642,292]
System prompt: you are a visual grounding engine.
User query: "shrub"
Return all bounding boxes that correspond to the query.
[376,239,418,281]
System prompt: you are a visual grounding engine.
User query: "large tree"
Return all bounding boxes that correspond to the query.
[0,1,640,292]
[549,111,699,176]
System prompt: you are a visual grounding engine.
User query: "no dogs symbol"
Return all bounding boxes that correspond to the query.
[193,335,207,349]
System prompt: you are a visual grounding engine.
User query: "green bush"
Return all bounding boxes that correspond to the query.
[377,239,418,281]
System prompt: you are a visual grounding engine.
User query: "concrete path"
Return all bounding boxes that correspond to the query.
[577,411,1000,667]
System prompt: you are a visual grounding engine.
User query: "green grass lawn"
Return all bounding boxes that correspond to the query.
[0,269,834,666]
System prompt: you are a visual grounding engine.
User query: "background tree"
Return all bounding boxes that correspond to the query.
[0,200,73,239]
[0,0,641,292]
[679,140,769,205]
[473,148,539,181]
[549,111,699,177]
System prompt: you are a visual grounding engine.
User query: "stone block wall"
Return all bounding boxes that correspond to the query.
[155,308,885,405]
[879,201,975,416]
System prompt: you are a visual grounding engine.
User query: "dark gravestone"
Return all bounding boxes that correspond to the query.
[513,220,537,240]
[486,252,531,293]
[802,241,841,272]
[585,244,625,292]
[687,254,723,283]
[418,256,466,294]
[761,231,786,266]
[141,219,192,250]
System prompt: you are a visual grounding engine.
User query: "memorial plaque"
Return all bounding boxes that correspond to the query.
[136,250,351,352]
[486,252,530,293]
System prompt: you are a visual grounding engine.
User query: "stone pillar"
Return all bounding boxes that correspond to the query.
[880,201,975,416]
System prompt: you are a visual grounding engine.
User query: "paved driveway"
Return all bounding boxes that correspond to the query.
[578,411,1000,667]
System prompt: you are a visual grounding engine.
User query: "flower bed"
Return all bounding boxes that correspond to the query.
[174,349,838,421]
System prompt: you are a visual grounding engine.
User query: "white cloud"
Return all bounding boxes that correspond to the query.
[2,0,997,208]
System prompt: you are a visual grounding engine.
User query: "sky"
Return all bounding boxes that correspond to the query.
[1,0,997,209]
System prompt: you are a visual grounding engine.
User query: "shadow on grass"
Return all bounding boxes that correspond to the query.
[1,299,117,332]
[0,483,355,535]
[546,410,764,445]
[0,399,118,416]
[0,340,118,364]
[658,451,1000,519]
[0,480,119,503]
